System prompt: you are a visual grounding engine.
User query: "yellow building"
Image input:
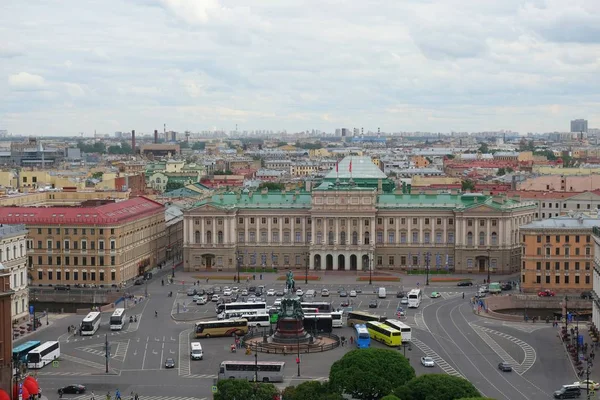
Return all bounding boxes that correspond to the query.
[19,171,86,190]
[411,156,430,168]
[412,176,461,187]
[0,171,17,188]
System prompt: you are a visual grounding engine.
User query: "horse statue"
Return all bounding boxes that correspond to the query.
[285,270,295,292]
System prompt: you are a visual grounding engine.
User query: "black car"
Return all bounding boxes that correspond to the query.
[396,291,406,298]
[369,300,378,308]
[500,283,512,291]
[165,358,176,368]
[340,299,350,307]
[206,288,215,296]
[196,289,206,296]
[339,291,348,297]
[249,286,257,293]
[58,385,86,394]
[457,281,473,287]
[581,291,593,299]
[498,362,512,372]
[134,279,144,286]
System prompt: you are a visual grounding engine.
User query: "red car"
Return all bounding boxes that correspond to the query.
[538,289,555,297]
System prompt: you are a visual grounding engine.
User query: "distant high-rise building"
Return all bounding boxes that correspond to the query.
[571,119,588,133]
[341,128,349,137]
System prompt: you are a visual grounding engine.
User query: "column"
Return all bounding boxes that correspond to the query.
[302,218,306,244]
[311,218,316,245]
[371,218,375,247]
[244,217,249,243]
[419,218,423,243]
[268,218,272,244]
[407,217,412,243]
[359,219,364,244]
[487,219,491,247]
[384,217,388,244]
[230,218,236,243]
[443,218,447,245]
[323,218,328,244]
[279,217,283,244]
[335,218,339,245]
[395,217,400,245]
[223,217,228,245]
[291,217,296,244]
[200,218,205,245]
[256,218,260,244]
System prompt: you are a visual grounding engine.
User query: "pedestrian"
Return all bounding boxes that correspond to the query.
[91,391,95,400]
[462,292,464,299]
[106,392,111,400]
[134,394,138,400]
[68,326,71,334]
[350,336,354,345]
[116,389,121,400]
[58,389,63,399]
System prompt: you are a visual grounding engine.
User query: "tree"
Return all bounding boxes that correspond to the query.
[165,181,185,192]
[259,182,285,191]
[461,179,476,191]
[497,168,506,176]
[214,170,233,175]
[478,143,489,154]
[456,397,496,400]
[446,154,455,160]
[91,172,103,180]
[329,348,415,400]
[380,396,401,400]
[282,381,342,400]
[506,167,514,173]
[77,140,106,154]
[393,374,481,400]
[214,379,278,400]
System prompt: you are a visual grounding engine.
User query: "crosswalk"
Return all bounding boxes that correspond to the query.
[178,329,192,377]
[182,374,217,379]
[440,292,463,300]
[411,338,465,379]
[470,325,523,373]
[35,371,94,377]
[60,354,115,372]
[75,340,129,362]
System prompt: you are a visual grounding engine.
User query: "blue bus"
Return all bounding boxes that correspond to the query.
[13,341,41,363]
[354,324,371,349]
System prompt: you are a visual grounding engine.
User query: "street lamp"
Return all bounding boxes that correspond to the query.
[400,342,412,360]
[297,335,301,377]
[369,255,372,285]
[305,252,309,285]
[425,252,430,286]
[236,252,241,284]
[487,247,491,285]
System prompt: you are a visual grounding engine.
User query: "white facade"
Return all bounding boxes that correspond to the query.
[0,224,29,323]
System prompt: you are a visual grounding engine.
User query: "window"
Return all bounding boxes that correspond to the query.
[536,276,541,284]
[56,241,60,250]
[587,235,591,243]
[564,276,569,284]
[412,231,418,243]
[47,240,52,250]
[586,247,591,256]
[424,218,430,225]
[448,232,454,243]
[424,232,430,244]
[364,219,370,227]
[389,256,394,265]
[491,219,497,227]
[316,232,322,245]
[65,256,70,266]
[555,262,560,270]
[479,220,485,227]
[99,228,104,235]
[328,231,334,245]
[377,218,382,225]
[536,235,541,243]
[555,247,560,256]
[238,218,243,224]
[65,271,70,280]
[401,218,406,224]
[206,231,212,244]
[364,232,370,245]
[47,256,52,265]
[111,271,116,281]
[555,275,560,284]
[467,219,473,227]
[56,271,61,280]
[284,218,289,224]
[536,262,541,270]
[272,231,279,242]
[237,232,244,243]
[400,232,407,243]
[195,231,201,243]
[436,218,442,225]
[491,232,498,245]
[83,272,87,280]
[37,240,42,249]
[377,256,382,266]
[74,271,78,280]
[377,231,383,244]
[586,276,590,284]
[467,232,473,246]
[352,231,358,245]
[249,232,256,242]
[296,218,301,224]
[565,235,570,243]
[100,272,105,281]
[91,256,96,266]
[296,231,302,243]
[217,231,224,244]
[64,240,70,250]
[111,256,115,265]
[38,271,42,280]
[412,218,417,225]
[575,275,580,284]
[389,218,394,225]
[48,271,52,280]
[273,218,278,224]
[556,235,560,243]
[388,232,395,244]
[110,228,114,235]
[90,241,95,250]
[260,231,267,242]
[575,262,580,270]
[576,236,580,243]
[250,218,255,224]
[479,232,485,245]
[546,276,550,284]
[546,262,550,270]
[99,256,104,266]
[448,218,453,225]
[110,240,116,250]
[586,262,591,270]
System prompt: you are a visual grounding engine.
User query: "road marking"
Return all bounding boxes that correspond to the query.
[412,312,429,332]
[470,325,522,373]
[182,374,217,379]
[160,341,165,370]
[474,326,537,375]
[113,339,129,363]
[60,354,111,372]
[35,371,94,376]
[71,395,206,400]
[411,338,464,379]
[142,337,149,370]
[179,328,192,377]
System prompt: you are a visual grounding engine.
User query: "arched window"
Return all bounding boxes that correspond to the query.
[328,231,334,245]
[6,247,10,260]
[13,246,16,258]
[467,232,473,246]
[364,232,370,245]
[491,232,498,246]
[352,231,358,245]
[206,231,212,244]
[195,230,200,243]
[479,232,485,245]
[340,231,346,245]
[217,231,224,244]
[20,243,23,257]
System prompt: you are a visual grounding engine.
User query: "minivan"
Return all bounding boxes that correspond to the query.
[190,342,203,360]
[553,384,581,399]
[378,287,387,299]
[304,290,316,299]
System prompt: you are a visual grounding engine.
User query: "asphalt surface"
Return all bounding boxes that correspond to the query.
[23,269,575,400]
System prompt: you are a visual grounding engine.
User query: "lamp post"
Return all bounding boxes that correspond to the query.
[564,295,569,339]
[254,344,258,383]
[425,252,430,286]
[487,247,491,285]
[297,335,301,377]
[305,252,309,285]
[369,255,372,285]
[400,342,412,361]
[236,252,241,284]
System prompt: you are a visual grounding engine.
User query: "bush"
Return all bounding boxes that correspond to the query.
[393,374,480,400]
[282,381,342,400]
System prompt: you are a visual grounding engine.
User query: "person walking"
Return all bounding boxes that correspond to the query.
[58,389,63,399]
[90,391,95,400]
[106,392,111,400]
[115,389,121,400]
[462,292,465,299]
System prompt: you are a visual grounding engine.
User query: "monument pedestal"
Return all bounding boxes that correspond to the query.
[272,318,311,344]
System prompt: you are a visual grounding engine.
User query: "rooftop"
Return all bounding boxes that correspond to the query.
[323,156,386,180]
[521,212,600,230]
[0,224,27,238]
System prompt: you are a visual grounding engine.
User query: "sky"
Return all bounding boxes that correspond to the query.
[1,0,600,136]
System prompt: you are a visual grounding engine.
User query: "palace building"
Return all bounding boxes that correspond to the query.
[183,157,536,275]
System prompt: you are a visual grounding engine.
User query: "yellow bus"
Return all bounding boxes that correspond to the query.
[366,321,402,347]
[195,319,249,338]
[346,311,387,327]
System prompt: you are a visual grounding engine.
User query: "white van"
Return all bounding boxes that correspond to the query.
[378,287,387,299]
[190,342,203,360]
[304,290,316,299]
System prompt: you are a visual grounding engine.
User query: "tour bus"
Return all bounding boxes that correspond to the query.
[110,308,127,331]
[27,341,60,369]
[303,314,333,334]
[195,319,249,338]
[407,289,422,308]
[218,360,285,383]
[240,313,270,328]
[223,309,262,320]
[190,342,203,360]
[300,302,332,313]
[216,302,267,318]
[488,282,502,294]
[346,311,387,327]
[354,324,371,349]
[383,319,412,342]
[13,341,41,364]
[366,321,402,347]
[80,311,102,336]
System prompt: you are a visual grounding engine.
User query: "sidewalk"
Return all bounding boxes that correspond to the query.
[13,313,70,343]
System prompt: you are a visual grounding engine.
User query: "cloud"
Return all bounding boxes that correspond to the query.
[65,83,85,97]
[8,72,47,91]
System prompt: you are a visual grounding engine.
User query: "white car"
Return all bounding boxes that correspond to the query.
[211,294,220,302]
[574,380,600,390]
[420,357,435,367]
[349,290,357,297]
[232,287,239,294]
[223,289,232,296]
[267,289,276,296]
[241,289,248,296]
[296,289,304,296]
[247,295,257,303]
[321,289,330,297]
[195,296,207,305]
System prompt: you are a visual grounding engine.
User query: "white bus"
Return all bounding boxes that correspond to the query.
[240,313,270,328]
[330,311,343,328]
[27,341,60,369]
[218,360,285,383]
[80,311,102,335]
[217,302,267,318]
[190,342,203,360]
[222,309,262,320]
[383,319,412,342]
[407,289,422,308]
[110,308,127,331]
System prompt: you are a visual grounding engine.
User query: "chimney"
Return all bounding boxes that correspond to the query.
[154,130,158,144]
[131,130,136,153]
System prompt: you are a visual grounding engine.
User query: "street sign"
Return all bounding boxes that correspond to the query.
[29,305,34,315]
[52,360,59,367]
[211,386,217,393]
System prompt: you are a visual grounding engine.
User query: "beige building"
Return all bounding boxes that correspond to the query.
[519,174,600,192]
[0,224,29,324]
[184,157,536,274]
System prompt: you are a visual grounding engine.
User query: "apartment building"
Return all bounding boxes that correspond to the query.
[591,226,600,327]
[0,224,28,324]
[0,268,13,395]
[0,197,166,286]
[521,213,596,294]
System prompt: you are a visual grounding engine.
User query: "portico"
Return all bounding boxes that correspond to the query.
[310,251,373,271]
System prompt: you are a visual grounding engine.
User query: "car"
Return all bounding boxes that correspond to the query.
[223,289,232,296]
[249,286,257,293]
[554,384,582,399]
[196,289,206,296]
[206,288,215,296]
[538,289,556,297]
[134,279,144,286]
[369,299,378,308]
[321,288,330,297]
[400,297,409,305]
[396,307,406,317]
[479,285,489,293]
[192,295,203,302]
[241,289,248,296]
[574,380,600,390]
[475,292,486,298]
[581,291,593,300]
[500,283,512,291]
[232,287,239,294]
[214,286,222,293]
[420,357,435,367]
[396,291,406,298]
[349,290,357,297]
[211,294,220,302]
[337,287,345,293]
[498,362,512,372]
[430,292,441,298]
[457,281,473,287]
[340,299,350,307]
[165,357,176,368]
[58,385,86,394]
[195,296,207,305]
[267,289,276,296]
[296,289,304,296]
[353,288,362,294]
[275,289,284,296]
[247,295,257,302]
[339,291,348,297]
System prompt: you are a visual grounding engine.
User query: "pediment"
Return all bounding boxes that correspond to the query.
[466,204,499,213]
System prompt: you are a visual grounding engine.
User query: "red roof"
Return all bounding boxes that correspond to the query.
[0,196,164,226]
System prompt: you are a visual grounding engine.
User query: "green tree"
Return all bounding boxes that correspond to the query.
[496,167,506,176]
[282,381,342,400]
[192,142,205,150]
[214,379,278,400]
[77,140,106,154]
[329,348,415,400]
[214,170,233,175]
[165,181,185,192]
[456,397,496,400]
[506,167,514,173]
[461,179,476,191]
[478,143,489,154]
[394,374,480,400]
[259,182,285,191]
[91,172,103,180]
[446,154,455,159]
[380,396,401,400]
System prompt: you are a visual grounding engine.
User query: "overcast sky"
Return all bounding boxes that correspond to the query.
[2,0,600,136]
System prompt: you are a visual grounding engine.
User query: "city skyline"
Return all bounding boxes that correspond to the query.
[2,1,600,136]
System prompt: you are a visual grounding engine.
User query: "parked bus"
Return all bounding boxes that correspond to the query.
[240,314,270,328]
[110,308,127,331]
[303,314,333,334]
[366,321,402,347]
[407,289,422,308]
[12,341,41,364]
[488,282,502,294]
[354,324,371,348]
[300,302,332,313]
[330,311,343,328]
[195,319,248,338]
[346,311,387,327]
[216,302,267,318]
[80,311,102,336]
[218,360,285,383]
[222,309,262,320]
[27,341,60,369]
[383,319,412,342]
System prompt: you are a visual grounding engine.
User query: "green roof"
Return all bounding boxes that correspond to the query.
[194,191,313,209]
[322,156,395,192]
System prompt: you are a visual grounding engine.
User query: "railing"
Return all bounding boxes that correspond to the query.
[241,329,341,354]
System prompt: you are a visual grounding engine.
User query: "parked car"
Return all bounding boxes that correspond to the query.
[353,288,362,294]
[538,289,556,297]
[267,289,276,296]
[275,289,284,296]
[420,357,435,367]
[211,294,220,302]
[369,299,378,308]
[196,289,206,296]
[349,290,357,297]
[241,289,248,296]
[457,281,473,287]
[321,288,330,297]
[232,287,239,294]
[187,288,197,296]
[581,291,593,300]
[498,362,512,372]
[58,385,86,394]
[213,286,222,293]
[339,291,348,297]
[206,288,215,296]
[340,299,350,307]
[574,380,600,390]
[249,286,257,293]
[134,279,144,286]
[195,296,208,305]
[337,287,345,293]
[396,291,406,298]
[223,289,232,296]
[430,292,441,298]
[400,297,409,305]
[165,358,176,368]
